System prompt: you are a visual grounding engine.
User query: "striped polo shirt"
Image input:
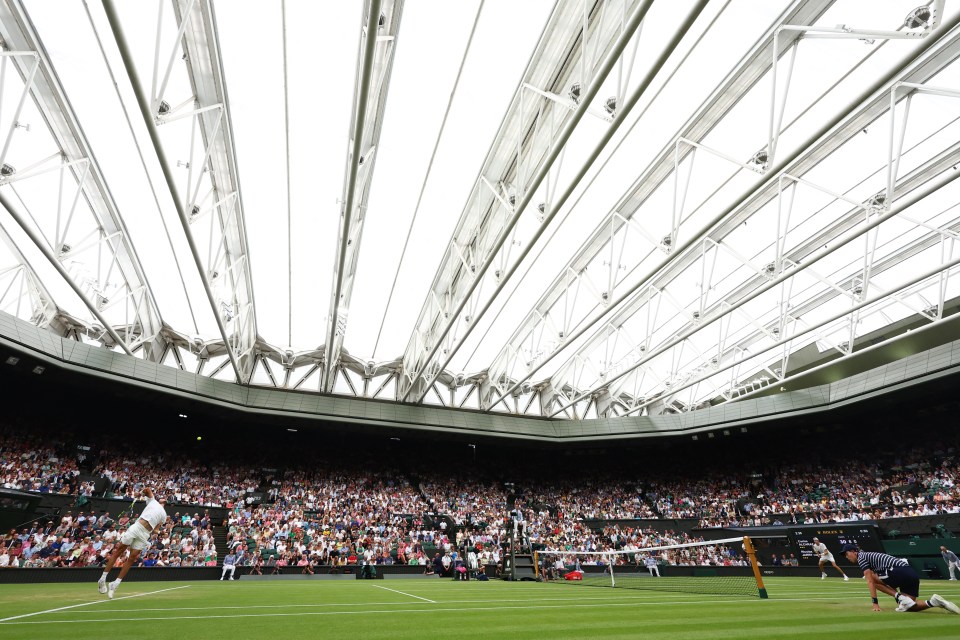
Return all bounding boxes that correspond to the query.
[857,551,908,577]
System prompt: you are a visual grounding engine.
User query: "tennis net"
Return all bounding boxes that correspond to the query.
[535,535,767,598]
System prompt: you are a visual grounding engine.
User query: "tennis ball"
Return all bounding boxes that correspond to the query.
[196,436,202,441]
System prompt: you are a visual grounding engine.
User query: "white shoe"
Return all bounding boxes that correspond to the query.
[895,595,916,612]
[950,578,958,581]
[97,579,107,594]
[931,594,960,614]
[220,577,224,581]
[229,577,234,580]
[843,575,849,581]
[107,582,117,600]
[821,573,827,579]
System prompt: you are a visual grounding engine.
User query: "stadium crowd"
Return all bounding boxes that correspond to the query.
[1,423,958,570]
[648,447,960,527]
[0,508,219,568]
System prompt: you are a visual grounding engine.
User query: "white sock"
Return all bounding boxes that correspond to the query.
[113,578,122,585]
[99,572,108,582]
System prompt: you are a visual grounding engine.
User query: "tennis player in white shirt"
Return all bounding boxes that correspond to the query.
[97,487,168,598]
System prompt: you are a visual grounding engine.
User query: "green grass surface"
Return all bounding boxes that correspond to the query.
[1,577,959,639]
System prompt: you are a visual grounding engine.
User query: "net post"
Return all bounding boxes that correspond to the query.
[534,551,540,581]
[743,536,768,599]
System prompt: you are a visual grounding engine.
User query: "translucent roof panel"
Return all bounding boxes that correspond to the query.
[1,0,959,420]
[216,2,362,350]
[352,0,554,362]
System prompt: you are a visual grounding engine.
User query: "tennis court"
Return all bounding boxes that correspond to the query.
[2,577,959,639]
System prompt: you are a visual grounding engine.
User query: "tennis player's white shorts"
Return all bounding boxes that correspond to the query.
[820,552,835,563]
[119,522,151,551]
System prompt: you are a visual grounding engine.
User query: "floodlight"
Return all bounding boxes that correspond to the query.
[604,96,617,116]
[749,150,768,168]
[568,82,581,104]
[904,6,932,29]
[5,356,18,365]
[536,202,546,222]
[0,163,15,177]
[157,100,171,115]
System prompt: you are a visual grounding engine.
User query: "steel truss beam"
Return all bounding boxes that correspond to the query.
[0,0,167,358]
[628,169,960,417]
[102,0,256,383]
[322,0,403,393]
[496,3,960,416]
[0,215,57,327]
[484,0,836,410]
[545,25,960,417]
[170,0,258,381]
[396,0,663,403]
[651,108,960,413]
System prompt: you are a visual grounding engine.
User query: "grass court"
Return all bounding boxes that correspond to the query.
[1,577,959,639]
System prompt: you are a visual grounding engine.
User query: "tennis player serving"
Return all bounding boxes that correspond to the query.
[97,487,168,598]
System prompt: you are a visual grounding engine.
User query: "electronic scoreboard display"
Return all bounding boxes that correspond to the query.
[788,526,883,567]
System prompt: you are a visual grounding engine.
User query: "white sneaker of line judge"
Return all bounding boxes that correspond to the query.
[930,593,960,614]
[895,595,916,612]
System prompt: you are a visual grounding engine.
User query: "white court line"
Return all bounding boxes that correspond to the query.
[0,594,872,625]
[39,593,736,614]
[372,585,436,603]
[0,585,191,623]
[54,588,877,615]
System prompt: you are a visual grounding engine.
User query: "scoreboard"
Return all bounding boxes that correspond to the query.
[788,525,882,566]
